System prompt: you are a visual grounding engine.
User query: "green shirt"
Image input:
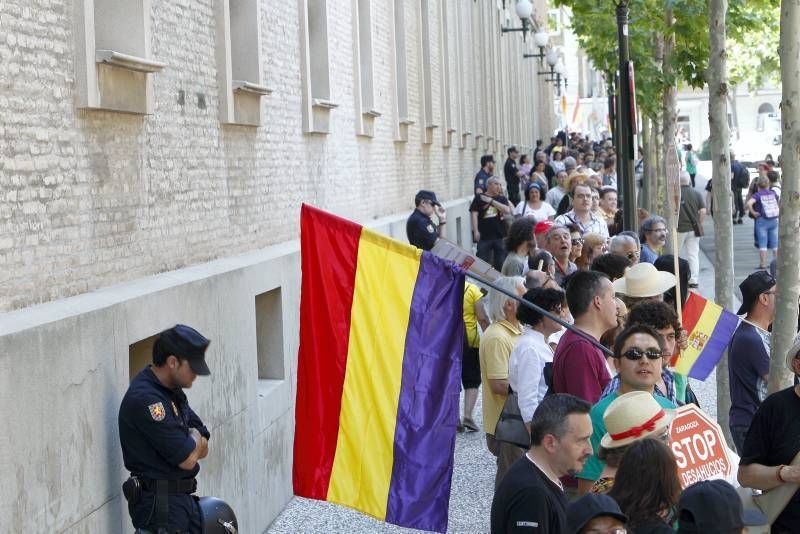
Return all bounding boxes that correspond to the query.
[578,392,677,481]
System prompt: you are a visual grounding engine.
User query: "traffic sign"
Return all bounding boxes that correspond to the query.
[670,404,734,488]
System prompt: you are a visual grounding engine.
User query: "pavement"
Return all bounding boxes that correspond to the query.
[266,397,496,534]
[265,173,760,533]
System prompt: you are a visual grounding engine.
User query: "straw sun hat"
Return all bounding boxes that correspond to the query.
[600,391,676,449]
[613,262,676,298]
[785,336,800,373]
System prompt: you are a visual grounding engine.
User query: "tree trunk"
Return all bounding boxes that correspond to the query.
[653,113,664,216]
[641,114,653,213]
[707,0,734,445]
[769,0,800,393]
[726,84,740,141]
[661,9,678,253]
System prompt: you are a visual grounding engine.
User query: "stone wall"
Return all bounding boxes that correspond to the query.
[0,0,555,312]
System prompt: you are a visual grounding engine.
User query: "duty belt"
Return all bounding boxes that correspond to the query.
[140,477,197,494]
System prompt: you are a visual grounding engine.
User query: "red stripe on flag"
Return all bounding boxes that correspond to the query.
[293,204,362,499]
[681,292,707,334]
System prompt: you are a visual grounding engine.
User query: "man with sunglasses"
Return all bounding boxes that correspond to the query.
[728,270,777,454]
[576,324,677,496]
[608,234,640,266]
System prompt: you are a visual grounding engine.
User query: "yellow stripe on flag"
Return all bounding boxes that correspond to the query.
[326,228,421,520]
[674,301,723,375]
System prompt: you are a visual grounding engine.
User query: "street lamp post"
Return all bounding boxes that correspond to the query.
[614,1,637,231]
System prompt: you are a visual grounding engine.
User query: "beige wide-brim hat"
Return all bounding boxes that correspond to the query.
[785,337,800,373]
[613,262,676,298]
[600,391,676,449]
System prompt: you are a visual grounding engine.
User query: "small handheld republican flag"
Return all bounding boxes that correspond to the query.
[673,293,741,380]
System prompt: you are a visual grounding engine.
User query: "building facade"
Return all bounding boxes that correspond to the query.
[0,0,555,532]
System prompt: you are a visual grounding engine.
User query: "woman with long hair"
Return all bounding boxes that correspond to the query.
[608,438,681,533]
[575,232,607,271]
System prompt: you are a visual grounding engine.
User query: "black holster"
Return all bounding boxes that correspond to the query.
[122,476,143,505]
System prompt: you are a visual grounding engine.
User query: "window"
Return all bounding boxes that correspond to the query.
[300,0,337,133]
[455,216,462,247]
[215,0,271,126]
[392,0,412,141]
[419,0,436,144]
[454,4,469,149]
[255,288,285,381]
[129,334,157,383]
[353,0,380,136]
[439,0,454,147]
[548,9,562,35]
[74,0,165,114]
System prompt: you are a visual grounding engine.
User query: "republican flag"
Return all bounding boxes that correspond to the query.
[293,205,465,533]
[673,293,740,380]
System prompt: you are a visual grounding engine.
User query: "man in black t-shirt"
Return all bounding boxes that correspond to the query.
[470,177,512,271]
[491,394,592,534]
[738,339,800,533]
[504,146,523,206]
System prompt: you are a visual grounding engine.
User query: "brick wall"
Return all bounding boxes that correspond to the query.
[0,0,556,312]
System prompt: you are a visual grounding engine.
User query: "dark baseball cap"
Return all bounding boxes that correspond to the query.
[737,270,776,315]
[415,190,440,206]
[158,324,211,376]
[567,494,627,534]
[677,479,767,533]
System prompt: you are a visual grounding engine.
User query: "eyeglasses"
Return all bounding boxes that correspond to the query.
[626,251,640,259]
[647,227,667,233]
[572,238,584,246]
[763,290,777,296]
[620,347,663,360]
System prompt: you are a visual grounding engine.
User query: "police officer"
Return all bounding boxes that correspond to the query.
[119,324,212,534]
[406,190,446,251]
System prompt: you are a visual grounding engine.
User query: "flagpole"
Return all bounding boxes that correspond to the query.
[463,271,614,356]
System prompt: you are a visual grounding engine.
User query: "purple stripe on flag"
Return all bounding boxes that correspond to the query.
[385,252,464,533]
[688,309,740,380]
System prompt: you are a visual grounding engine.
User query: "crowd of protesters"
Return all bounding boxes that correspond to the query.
[405,132,799,533]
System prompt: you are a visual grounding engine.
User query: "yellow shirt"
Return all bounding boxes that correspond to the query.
[479,319,523,434]
[463,283,483,348]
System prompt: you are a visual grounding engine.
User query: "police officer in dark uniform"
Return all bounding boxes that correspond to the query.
[406,190,447,251]
[119,324,213,534]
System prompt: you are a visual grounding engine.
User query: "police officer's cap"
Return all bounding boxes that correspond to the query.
[415,190,440,206]
[158,324,211,376]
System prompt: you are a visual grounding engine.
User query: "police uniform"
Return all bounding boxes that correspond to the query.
[406,209,439,250]
[407,189,444,251]
[119,325,211,534]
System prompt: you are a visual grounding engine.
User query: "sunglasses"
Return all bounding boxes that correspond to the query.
[626,251,640,260]
[571,238,584,246]
[621,347,663,360]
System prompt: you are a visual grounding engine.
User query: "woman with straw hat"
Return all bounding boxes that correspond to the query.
[589,391,675,494]
[612,262,676,309]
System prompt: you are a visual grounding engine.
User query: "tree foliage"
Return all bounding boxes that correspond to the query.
[552,0,780,118]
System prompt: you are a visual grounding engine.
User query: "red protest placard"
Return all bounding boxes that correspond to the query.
[670,404,733,488]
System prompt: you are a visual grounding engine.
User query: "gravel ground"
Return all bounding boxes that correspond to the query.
[266,396,495,534]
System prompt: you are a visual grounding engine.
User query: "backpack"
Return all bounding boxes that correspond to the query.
[733,164,750,188]
[761,192,780,218]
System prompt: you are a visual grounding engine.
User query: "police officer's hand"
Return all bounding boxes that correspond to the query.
[434,204,446,219]
[198,436,209,460]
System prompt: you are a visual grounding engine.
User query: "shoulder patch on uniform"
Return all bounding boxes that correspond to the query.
[426,224,434,233]
[148,402,166,421]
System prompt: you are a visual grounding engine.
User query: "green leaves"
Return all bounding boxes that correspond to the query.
[553,0,780,118]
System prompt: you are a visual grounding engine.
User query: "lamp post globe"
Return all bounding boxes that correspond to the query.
[515,0,533,20]
[533,31,549,49]
[546,48,558,67]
